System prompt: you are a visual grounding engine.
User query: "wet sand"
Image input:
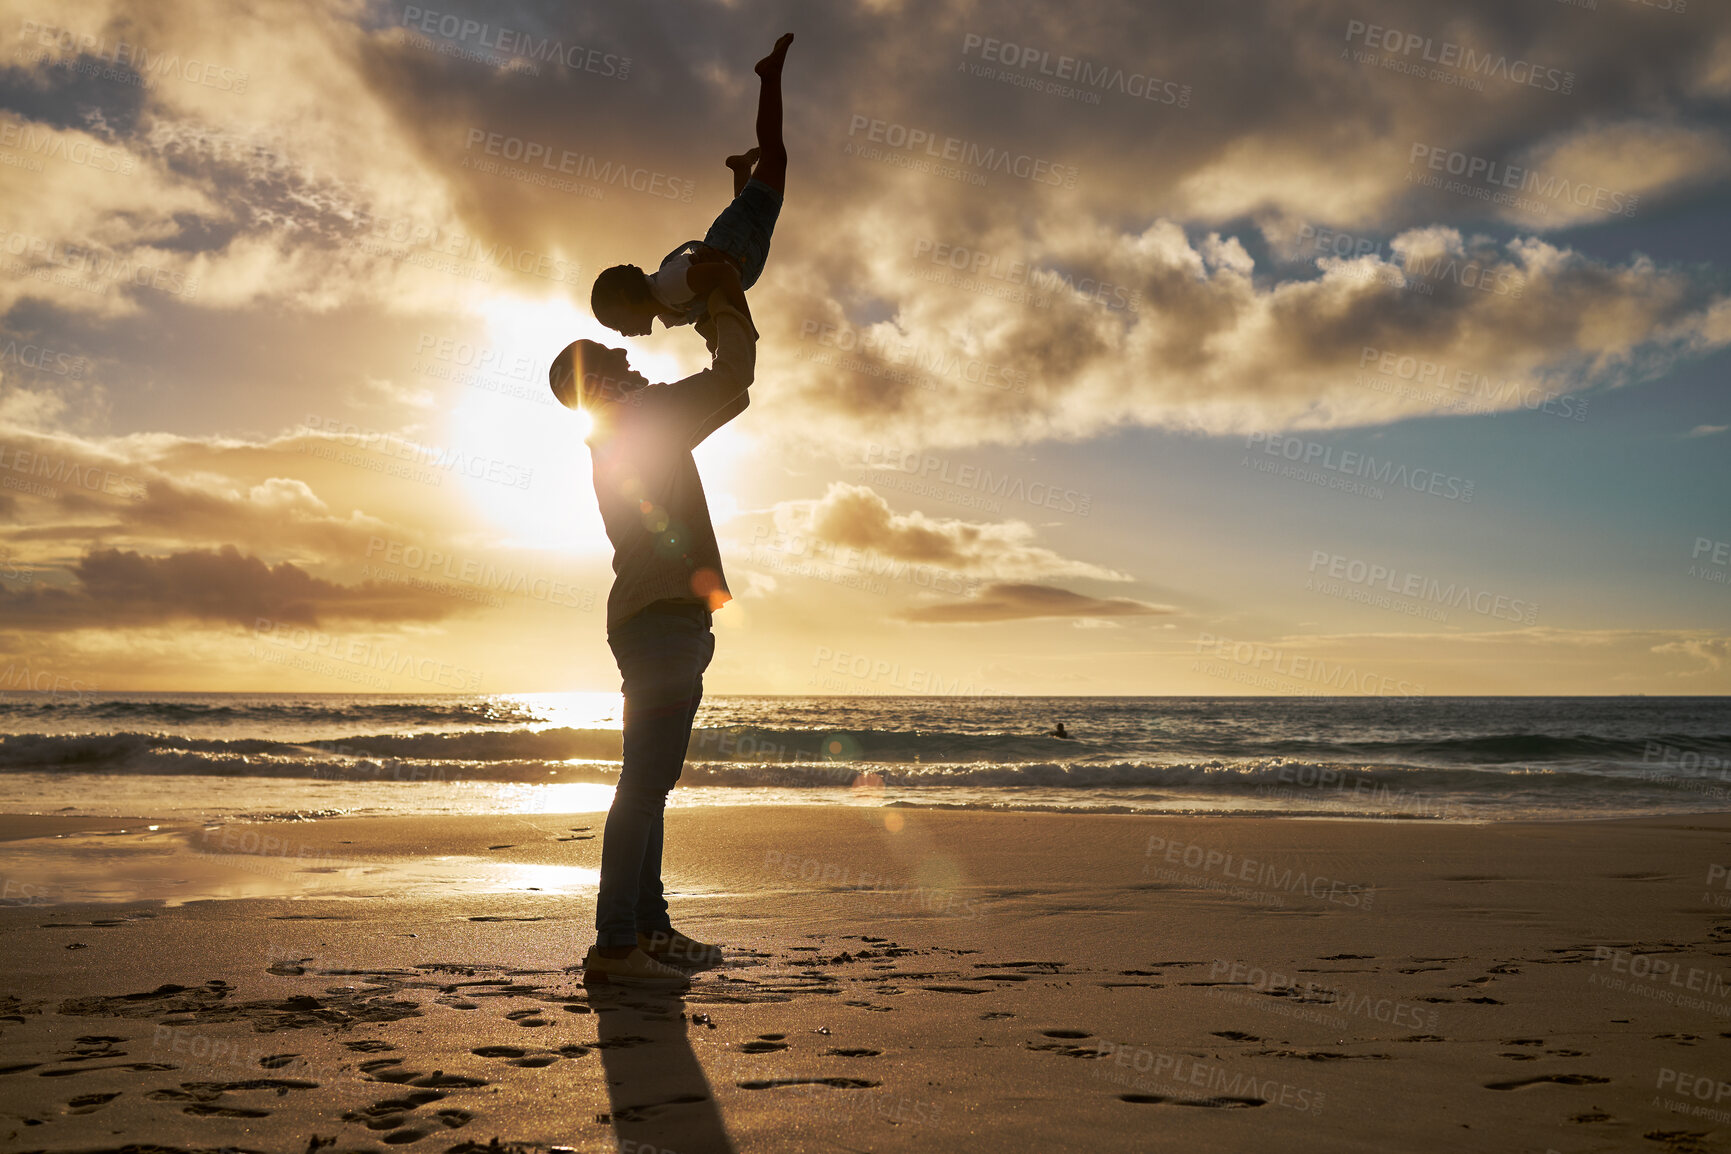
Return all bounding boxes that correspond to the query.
[1,806,1729,1153]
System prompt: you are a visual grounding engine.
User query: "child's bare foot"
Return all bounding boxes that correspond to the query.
[725,148,759,194]
[754,32,793,78]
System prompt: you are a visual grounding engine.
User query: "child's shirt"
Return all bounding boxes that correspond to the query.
[646,242,704,327]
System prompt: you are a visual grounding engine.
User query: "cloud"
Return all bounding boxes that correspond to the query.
[769,482,1125,580]
[0,0,1723,454]
[0,545,470,630]
[770,220,1729,446]
[1685,424,1727,438]
[0,427,399,559]
[898,581,1174,623]
[1509,121,1731,230]
[1653,637,1730,672]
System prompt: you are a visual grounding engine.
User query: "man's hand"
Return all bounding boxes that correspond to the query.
[686,243,734,267]
[685,260,755,338]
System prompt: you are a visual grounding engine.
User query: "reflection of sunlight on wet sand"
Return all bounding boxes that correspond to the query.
[0,826,599,906]
[505,780,618,813]
[413,857,599,894]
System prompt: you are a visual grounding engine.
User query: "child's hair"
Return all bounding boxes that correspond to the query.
[590,264,653,328]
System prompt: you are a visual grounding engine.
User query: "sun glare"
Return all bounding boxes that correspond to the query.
[440,292,758,551]
[439,295,622,551]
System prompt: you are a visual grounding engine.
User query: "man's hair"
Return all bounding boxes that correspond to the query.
[548,341,585,409]
[549,339,640,411]
[590,264,652,327]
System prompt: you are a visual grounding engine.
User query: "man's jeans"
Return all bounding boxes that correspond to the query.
[596,603,715,948]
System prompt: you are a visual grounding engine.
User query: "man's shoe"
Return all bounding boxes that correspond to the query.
[637,929,723,970]
[581,946,691,988]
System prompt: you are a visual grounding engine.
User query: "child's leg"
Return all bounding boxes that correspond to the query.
[725,148,759,197]
[749,33,792,193]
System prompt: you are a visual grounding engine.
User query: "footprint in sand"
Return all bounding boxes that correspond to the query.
[40,1061,175,1077]
[468,915,543,922]
[357,1115,409,1132]
[740,1034,789,1054]
[825,1048,881,1057]
[67,1035,126,1055]
[148,1078,318,1109]
[358,1059,487,1088]
[1484,1074,1612,1090]
[505,1008,550,1028]
[63,1092,120,1114]
[1027,1030,1100,1059]
[979,1011,1015,1020]
[607,1093,715,1122]
[589,1034,651,1051]
[343,1090,447,1130]
[738,1078,880,1091]
[1252,1049,1391,1061]
[1120,1093,1265,1108]
[344,1040,396,1053]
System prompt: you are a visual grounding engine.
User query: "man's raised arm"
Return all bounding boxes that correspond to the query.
[634,286,757,443]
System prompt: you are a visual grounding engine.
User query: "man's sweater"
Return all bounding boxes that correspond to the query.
[585,292,757,630]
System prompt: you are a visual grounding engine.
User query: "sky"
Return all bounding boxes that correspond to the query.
[0,0,1727,696]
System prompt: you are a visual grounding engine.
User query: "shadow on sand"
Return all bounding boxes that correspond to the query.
[590,985,735,1154]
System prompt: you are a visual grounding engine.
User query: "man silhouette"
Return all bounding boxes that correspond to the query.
[549,284,756,987]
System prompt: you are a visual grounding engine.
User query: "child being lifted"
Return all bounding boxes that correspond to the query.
[589,33,793,343]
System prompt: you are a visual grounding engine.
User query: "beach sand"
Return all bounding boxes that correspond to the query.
[1,806,1728,1153]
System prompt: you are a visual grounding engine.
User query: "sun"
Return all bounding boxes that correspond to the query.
[433,294,626,552]
[440,292,755,551]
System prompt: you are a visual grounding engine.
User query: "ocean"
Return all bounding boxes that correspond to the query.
[0,693,1727,822]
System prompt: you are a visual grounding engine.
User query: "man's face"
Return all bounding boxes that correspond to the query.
[583,345,648,403]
